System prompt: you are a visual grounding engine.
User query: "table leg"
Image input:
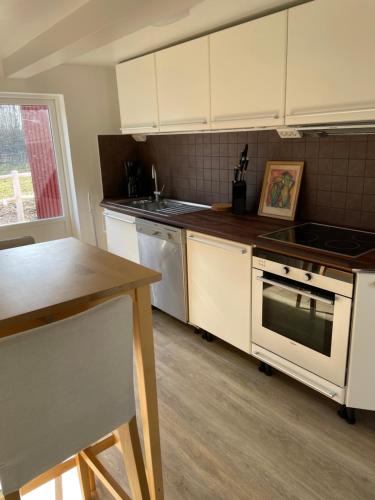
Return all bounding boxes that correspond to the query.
[133,285,164,500]
[54,475,63,500]
[4,493,21,500]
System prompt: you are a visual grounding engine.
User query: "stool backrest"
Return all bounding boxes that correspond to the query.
[0,236,35,250]
[0,296,134,495]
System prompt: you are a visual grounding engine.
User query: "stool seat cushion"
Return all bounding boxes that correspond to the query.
[0,296,134,495]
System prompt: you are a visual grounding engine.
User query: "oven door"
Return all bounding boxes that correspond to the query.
[252,268,352,387]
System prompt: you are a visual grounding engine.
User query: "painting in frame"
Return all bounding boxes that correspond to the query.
[258,161,304,221]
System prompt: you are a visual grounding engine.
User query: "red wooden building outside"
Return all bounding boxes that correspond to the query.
[21,105,62,219]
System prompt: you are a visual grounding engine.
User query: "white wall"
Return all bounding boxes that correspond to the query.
[0,64,121,248]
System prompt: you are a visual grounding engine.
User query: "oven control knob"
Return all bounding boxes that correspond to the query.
[282,266,289,275]
[304,273,312,281]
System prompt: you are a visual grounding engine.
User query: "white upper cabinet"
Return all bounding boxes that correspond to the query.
[115,1,375,134]
[286,0,375,125]
[116,54,159,134]
[209,12,287,129]
[155,37,210,132]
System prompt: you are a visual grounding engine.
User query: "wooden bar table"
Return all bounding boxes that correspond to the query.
[0,237,164,500]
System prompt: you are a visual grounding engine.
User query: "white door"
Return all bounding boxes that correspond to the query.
[187,231,251,353]
[155,37,210,132]
[104,210,139,263]
[116,54,159,134]
[346,272,375,410]
[0,95,72,243]
[210,11,287,129]
[286,0,375,125]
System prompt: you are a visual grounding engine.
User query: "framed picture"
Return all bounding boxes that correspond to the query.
[258,161,304,221]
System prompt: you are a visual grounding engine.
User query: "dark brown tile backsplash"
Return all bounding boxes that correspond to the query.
[98,135,138,198]
[98,130,375,231]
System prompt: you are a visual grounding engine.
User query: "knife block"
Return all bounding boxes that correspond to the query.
[232,181,246,215]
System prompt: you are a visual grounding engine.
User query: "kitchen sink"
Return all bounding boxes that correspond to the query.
[118,198,209,216]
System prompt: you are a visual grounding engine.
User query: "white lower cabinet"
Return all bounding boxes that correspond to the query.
[187,231,251,353]
[103,209,139,263]
[346,272,375,411]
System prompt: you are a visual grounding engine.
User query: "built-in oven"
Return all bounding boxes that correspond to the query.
[252,249,354,393]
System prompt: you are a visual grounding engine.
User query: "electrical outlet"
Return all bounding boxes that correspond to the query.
[277,127,303,139]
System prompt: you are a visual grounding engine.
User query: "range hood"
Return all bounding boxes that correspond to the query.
[277,123,375,138]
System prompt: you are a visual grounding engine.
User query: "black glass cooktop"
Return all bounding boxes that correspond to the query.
[261,223,375,257]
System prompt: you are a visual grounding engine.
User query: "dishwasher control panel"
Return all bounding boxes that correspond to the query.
[135,219,183,244]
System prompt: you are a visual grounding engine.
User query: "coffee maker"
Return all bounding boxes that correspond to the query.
[124,160,143,198]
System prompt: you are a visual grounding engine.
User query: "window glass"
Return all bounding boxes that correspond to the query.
[0,104,63,226]
[262,280,334,356]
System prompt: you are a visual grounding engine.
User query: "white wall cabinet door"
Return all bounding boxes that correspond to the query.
[116,54,159,134]
[210,12,287,130]
[156,37,210,132]
[346,272,375,411]
[286,0,375,125]
[104,210,139,263]
[187,231,251,353]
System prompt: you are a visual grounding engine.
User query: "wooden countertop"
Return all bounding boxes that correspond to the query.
[101,198,375,272]
[0,237,161,325]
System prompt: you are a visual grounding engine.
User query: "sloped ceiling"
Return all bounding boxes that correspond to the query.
[0,0,311,79]
[0,0,90,58]
[73,0,309,66]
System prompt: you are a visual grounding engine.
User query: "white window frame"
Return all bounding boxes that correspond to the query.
[0,92,80,238]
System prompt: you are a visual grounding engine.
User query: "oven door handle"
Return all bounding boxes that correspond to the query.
[256,276,334,305]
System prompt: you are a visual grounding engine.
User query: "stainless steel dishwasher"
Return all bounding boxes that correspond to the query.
[136,218,188,322]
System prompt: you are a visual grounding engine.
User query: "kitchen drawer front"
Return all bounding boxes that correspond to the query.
[187,231,251,353]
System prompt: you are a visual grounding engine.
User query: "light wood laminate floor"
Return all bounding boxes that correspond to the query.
[95,311,375,500]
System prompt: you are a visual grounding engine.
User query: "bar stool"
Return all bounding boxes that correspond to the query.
[0,295,149,500]
[0,236,35,250]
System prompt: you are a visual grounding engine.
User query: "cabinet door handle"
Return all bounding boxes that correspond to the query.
[287,106,375,118]
[104,213,135,224]
[212,111,278,122]
[159,118,208,126]
[120,123,157,131]
[187,234,247,254]
[253,350,338,399]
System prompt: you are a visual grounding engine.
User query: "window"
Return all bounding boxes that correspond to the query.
[0,103,63,226]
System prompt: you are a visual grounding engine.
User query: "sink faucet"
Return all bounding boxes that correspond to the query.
[152,164,164,201]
